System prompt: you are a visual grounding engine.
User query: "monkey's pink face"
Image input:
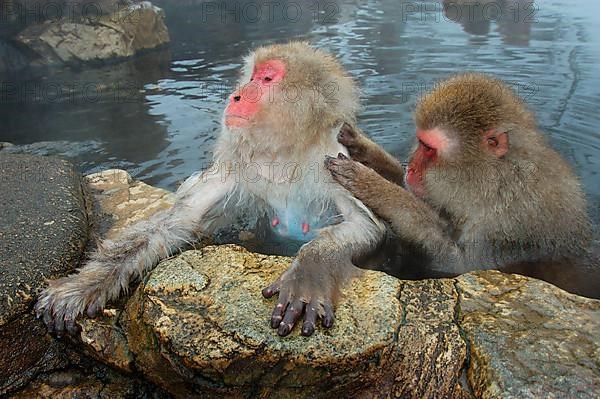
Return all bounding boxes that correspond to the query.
[405,127,509,197]
[224,59,286,128]
[405,128,448,197]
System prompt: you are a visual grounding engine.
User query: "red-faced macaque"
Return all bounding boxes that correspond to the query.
[36,42,386,337]
[327,73,595,295]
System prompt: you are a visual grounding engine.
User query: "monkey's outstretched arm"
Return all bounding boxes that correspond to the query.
[326,156,466,271]
[36,170,236,335]
[338,123,405,186]
[263,191,385,337]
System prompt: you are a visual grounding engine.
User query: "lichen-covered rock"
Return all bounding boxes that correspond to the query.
[74,169,173,370]
[16,1,169,65]
[456,271,600,399]
[67,169,600,398]
[116,245,469,398]
[85,169,175,239]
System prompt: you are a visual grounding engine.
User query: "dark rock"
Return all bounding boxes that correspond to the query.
[0,153,89,394]
[8,362,171,399]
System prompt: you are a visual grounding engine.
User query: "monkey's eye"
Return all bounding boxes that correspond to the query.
[419,140,436,157]
[264,77,272,82]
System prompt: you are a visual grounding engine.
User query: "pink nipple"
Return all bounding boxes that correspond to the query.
[271,217,280,227]
[302,222,310,235]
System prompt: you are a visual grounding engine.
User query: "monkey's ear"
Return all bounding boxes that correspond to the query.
[483,129,509,158]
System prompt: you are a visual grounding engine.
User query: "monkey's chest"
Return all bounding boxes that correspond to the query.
[265,199,338,242]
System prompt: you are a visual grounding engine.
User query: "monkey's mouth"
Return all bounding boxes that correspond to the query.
[225,115,250,128]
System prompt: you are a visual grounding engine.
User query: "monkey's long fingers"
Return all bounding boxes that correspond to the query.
[324,155,336,167]
[270,299,287,329]
[326,157,358,189]
[39,302,51,325]
[301,301,319,336]
[261,281,280,299]
[322,303,335,329]
[44,311,56,334]
[64,315,78,335]
[338,122,358,146]
[278,299,304,337]
[86,295,103,318]
[53,314,66,337]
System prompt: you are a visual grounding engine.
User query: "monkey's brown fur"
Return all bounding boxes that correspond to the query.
[328,73,592,281]
[415,73,536,142]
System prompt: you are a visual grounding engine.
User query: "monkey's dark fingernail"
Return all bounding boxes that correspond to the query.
[43,310,52,327]
[270,301,286,328]
[324,155,336,166]
[54,318,65,336]
[46,319,55,333]
[279,299,304,335]
[322,303,335,328]
[87,303,99,318]
[302,303,318,336]
[278,322,292,337]
[65,317,77,335]
[271,315,282,329]
[301,322,315,336]
[262,285,279,298]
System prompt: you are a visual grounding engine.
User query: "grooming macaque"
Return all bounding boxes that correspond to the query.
[327,73,593,283]
[36,42,385,337]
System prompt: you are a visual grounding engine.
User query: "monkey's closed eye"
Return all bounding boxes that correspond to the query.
[419,139,436,153]
[264,77,272,82]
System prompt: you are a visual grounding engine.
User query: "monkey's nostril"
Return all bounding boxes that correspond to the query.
[233,95,241,102]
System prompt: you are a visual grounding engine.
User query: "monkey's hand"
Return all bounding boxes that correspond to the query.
[262,255,337,337]
[35,270,106,336]
[326,153,381,199]
[326,153,404,221]
[338,122,371,164]
[338,124,406,186]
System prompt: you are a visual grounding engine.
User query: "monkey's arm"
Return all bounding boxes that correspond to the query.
[262,191,385,337]
[326,156,465,271]
[338,123,405,186]
[35,170,236,335]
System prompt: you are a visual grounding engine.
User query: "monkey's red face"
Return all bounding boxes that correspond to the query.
[224,59,286,128]
[405,128,448,197]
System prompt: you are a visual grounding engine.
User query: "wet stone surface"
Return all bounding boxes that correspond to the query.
[0,153,88,394]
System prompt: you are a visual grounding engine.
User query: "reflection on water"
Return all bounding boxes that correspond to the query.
[442,0,534,45]
[1,0,599,229]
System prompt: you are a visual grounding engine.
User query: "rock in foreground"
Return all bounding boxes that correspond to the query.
[112,245,469,398]
[67,169,600,398]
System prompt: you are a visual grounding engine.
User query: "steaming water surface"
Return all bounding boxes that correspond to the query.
[1,0,599,229]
